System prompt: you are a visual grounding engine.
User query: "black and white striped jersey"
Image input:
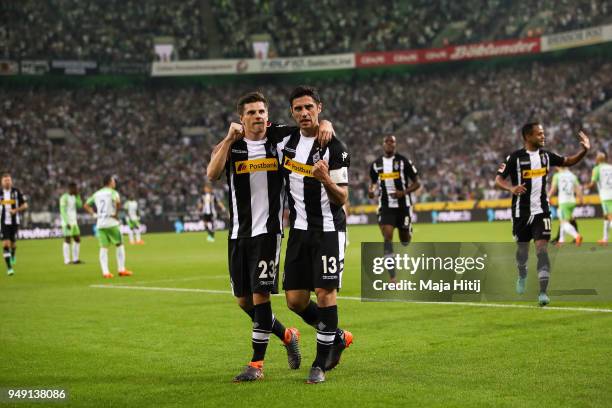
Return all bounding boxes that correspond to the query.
[224,123,295,239]
[1,187,26,226]
[369,154,418,210]
[200,193,217,217]
[281,130,350,232]
[497,148,565,218]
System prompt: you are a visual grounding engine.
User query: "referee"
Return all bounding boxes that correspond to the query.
[1,172,28,276]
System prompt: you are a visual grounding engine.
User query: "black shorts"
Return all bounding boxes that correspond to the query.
[283,229,346,291]
[512,214,552,242]
[202,214,214,223]
[1,224,18,242]
[228,233,281,297]
[378,207,412,231]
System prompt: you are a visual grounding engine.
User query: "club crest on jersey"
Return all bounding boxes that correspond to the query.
[235,158,278,174]
[393,162,399,170]
[284,157,314,177]
[312,150,321,163]
[268,144,277,157]
[540,154,548,166]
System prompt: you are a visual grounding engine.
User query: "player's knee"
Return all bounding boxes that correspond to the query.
[74,236,80,243]
[315,288,336,307]
[237,296,253,311]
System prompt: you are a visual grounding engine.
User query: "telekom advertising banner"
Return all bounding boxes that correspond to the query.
[356,37,541,67]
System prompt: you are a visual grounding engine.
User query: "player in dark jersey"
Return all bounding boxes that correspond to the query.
[495,122,590,306]
[207,91,333,382]
[280,86,353,384]
[197,184,226,242]
[1,172,28,276]
[369,135,421,283]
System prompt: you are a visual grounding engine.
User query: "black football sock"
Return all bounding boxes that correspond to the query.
[10,247,16,258]
[537,251,550,293]
[313,305,338,369]
[271,314,287,342]
[251,302,273,363]
[3,248,11,269]
[295,300,320,327]
[241,305,255,321]
[384,240,396,279]
[516,243,529,279]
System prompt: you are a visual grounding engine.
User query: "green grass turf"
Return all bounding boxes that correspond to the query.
[1,220,611,407]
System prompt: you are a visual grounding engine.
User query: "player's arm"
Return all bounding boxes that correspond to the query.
[562,130,590,166]
[495,154,526,195]
[575,183,583,204]
[396,159,420,198]
[316,120,334,147]
[313,160,348,205]
[368,162,378,199]
[216,197,227,213]
[83,196,96,216]
[585,167,599,191]
[11,191,28,215]
[207,122,244,181]
[548,174,558,198]
[114,193,121,214]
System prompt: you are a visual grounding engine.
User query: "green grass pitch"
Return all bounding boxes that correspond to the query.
[1,220,611,407]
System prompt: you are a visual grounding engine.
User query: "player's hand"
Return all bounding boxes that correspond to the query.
[312,160,330,183]
[578,130,590,151]
[511,184,527,195]
[226,122,244,142]
[9,209,17,215]
[393,190,406,198]
[316,120,334,147]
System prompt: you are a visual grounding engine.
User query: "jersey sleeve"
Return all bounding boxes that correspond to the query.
[76,195,83,208]
[403,158,418,182]
[497,153,515,178]
[548,151,565,167]
[328,138,350,186]
[591,166,600,183]
[369,162,379,184]
[86,194,95,206]
[17,189,26,204]
[112,190,120,203]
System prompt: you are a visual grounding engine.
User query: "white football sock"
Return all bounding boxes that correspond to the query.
[128,229,134,244]
[63,242,71,264]
[72,242,80,262]
[99,248,110,275]
[116,245,126,271]
[563,222,578,239]
[604,220,610,241]
[135,229,141,242]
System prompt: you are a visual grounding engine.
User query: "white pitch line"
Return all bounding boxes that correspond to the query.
[89,284,612,314]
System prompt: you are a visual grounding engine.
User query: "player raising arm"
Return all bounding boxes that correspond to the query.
[495,122,589,306]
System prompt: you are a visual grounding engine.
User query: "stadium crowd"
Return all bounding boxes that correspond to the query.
[2,58,611,217]
[2,0,608,61]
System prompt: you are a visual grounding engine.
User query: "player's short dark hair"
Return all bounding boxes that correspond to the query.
[68,181,77,189]
[521,122,541,139]
[236,92,268,115]
[102,175,115,186]
[1,172,10,178]
[289,86,321,107]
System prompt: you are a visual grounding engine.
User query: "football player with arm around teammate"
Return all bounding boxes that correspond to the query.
[1,172,28,276]
[207,91,333,382]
